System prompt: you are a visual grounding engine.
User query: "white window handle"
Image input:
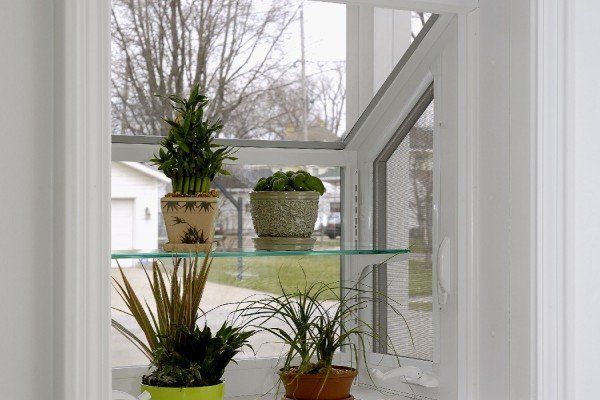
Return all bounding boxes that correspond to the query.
[371,366,439,388]
[437,236,452,306]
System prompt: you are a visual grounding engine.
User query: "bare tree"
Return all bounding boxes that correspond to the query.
[309,63,345,136]
[232,63,346,140]
[111,0,300,137]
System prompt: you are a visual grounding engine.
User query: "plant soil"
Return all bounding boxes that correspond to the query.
[285,366,354,376]
[166,189,219,198]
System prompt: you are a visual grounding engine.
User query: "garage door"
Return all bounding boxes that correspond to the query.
[111,198,134,250]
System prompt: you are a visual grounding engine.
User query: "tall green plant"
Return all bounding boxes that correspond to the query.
[150,84,237,195]
[112,253,254,387]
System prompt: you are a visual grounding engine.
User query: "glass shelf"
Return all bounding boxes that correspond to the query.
[111,247,409,260]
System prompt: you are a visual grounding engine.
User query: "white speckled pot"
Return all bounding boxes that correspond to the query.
[250,191,319,238]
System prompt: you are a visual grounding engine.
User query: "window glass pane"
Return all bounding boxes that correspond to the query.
[378,99,434,361]
[110,162,341,367]
[111,1,431,142]
[111,0,346,141]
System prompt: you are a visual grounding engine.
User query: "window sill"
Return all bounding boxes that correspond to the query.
[225,385,416,400]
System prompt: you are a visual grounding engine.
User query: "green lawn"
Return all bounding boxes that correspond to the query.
[205,256,433,301]
[408,259,433,297]
[207,255,341,300]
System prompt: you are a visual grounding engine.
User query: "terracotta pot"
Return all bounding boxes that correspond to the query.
[161,196,218,248]
[249,191,319,238]
[279,366,357,400]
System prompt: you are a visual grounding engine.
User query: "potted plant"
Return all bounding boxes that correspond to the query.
[112,253,255,400]
[250,170,326,250]
[150,84,236,252]
[241,278,406,400]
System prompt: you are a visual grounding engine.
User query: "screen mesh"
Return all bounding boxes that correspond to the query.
[382,100,434,361]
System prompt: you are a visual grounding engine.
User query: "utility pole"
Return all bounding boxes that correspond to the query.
[300,3,308,141]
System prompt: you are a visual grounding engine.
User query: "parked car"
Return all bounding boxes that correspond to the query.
[324,212,341,239]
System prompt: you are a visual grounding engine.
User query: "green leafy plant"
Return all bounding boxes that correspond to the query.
[144,323,255,387]
[112,253,254,387]
[239,272,408,378]
[150,84,237,196]
[253,170,326,195]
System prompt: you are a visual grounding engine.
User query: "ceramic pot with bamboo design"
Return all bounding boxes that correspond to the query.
[161,196,218,251]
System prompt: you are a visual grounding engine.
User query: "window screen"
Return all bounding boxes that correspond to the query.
[373,86,434,361]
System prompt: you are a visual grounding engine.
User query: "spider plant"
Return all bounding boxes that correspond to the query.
[239,274,408,378]
[112,253,254,388]
[150,84,237,196]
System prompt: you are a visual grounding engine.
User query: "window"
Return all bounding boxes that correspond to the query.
[111,0,346,141]
[110,162,342,367]
[111,0,431,143]
[373,86,435,361]
[108,0,447,395]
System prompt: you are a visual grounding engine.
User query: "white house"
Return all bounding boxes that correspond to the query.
[111,162,169,251]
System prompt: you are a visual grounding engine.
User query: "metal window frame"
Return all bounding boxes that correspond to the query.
[372,83,434,355]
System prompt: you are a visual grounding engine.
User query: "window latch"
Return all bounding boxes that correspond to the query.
[371,366,439,388]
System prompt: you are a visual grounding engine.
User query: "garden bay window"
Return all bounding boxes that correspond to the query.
[110,1,460,399]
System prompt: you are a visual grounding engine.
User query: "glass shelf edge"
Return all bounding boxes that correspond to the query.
[111,248,410,260]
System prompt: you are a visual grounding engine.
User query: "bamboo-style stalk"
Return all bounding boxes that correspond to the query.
[176,173,183,193]
[189,177,197,195]
[200,177,211,193]
[182,176,190,195]
[194,176,202,193]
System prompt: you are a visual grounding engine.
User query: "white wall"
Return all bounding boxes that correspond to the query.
[568,2,600,398]
[0,1,54,398]
[477,0,533,398]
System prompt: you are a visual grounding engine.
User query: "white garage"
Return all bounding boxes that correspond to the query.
[111,162,170,252]
[110,198,134,250]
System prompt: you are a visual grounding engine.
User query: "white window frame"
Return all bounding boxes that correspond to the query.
[371,83,440,362]
[345,13,459,399]
[108,10,453,397]
[53,1,484,400]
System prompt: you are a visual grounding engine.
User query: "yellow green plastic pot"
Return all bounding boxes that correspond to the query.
[140,383,224,400]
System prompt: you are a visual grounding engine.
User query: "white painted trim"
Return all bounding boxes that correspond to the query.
[53,0,111,399]
[353,13,472,400]
[314,0,477,14]
[113,142,355,168]
[459,9,479,400]
[346,13,453,154]
[534,0,568,399]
